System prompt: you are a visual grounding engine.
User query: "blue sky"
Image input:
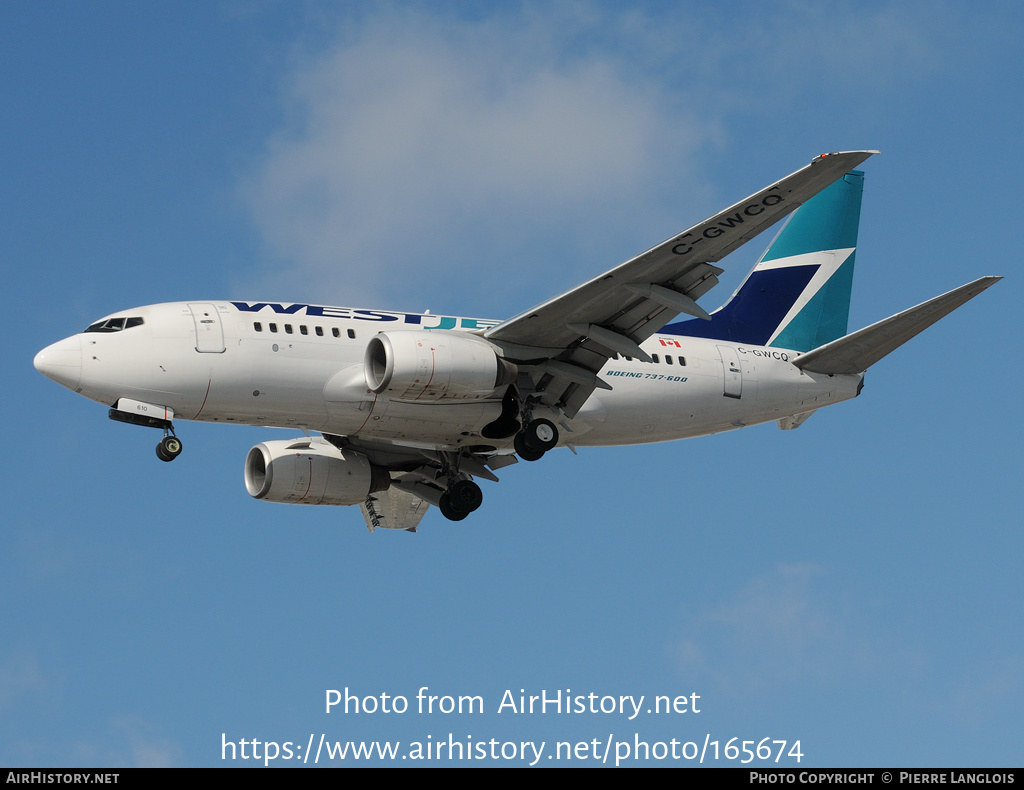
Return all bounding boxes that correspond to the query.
[2,0,1021,767]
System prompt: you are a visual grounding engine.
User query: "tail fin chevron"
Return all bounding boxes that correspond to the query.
[664,170,865,352]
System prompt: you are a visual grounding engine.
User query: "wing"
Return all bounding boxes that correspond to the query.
[485,150,879,417]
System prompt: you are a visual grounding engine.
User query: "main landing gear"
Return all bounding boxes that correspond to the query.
[432,450,485,522]
[482,386,560,463]
[438,479,483,522]
[514,417,559,462]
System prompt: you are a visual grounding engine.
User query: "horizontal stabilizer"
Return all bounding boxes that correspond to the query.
[793,276,1001,375]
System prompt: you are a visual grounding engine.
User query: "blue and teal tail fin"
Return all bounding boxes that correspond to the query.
[663,170,865,352]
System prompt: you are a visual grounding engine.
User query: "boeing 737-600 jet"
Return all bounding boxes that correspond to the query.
[34,151,999,531]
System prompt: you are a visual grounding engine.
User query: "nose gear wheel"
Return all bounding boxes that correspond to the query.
[156,434,183,462]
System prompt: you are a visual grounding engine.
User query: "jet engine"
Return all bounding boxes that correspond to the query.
[364,330,517,402]
[244,439,390,506]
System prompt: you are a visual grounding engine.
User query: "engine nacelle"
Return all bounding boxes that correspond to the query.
[244,440,390,506]
[364,331,517,402]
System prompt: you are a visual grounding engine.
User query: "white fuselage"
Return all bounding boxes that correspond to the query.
[36,300,862,452]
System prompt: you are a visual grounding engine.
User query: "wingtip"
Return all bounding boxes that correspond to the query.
[812,149,881,163]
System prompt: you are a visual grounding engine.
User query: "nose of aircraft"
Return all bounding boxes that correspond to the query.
[34,336,83,390]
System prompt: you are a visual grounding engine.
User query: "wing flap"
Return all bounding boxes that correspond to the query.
[361,488,431,532]
[793,276,1001,375]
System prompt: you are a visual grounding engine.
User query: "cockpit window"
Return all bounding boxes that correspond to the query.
[84,316,144,333]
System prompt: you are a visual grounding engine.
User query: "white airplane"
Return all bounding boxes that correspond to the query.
[34,151,999,532]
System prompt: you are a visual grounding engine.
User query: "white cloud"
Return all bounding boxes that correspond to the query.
[236,2,955,314]
[237,6,710,312]
[112,715,183,768]
[0,650,46,710]
[671,564,873,692]
[951,654,1024,727]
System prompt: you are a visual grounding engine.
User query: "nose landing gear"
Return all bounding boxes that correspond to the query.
[107,399,183,462]
[156,432,183,462]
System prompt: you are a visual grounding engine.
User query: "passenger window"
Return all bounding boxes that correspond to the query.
[678,356,686,366]
[666,355,673,365]
[285,325,293,334]
[652,354,660,363]
[254,322,262,332]
[315,326,323,337]
[269,323,278,333]
[300,325,308,335]
[332,328,340,338]
[347,329,356,339]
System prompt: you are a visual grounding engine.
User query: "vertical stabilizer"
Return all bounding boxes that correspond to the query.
[663,170,865,352]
